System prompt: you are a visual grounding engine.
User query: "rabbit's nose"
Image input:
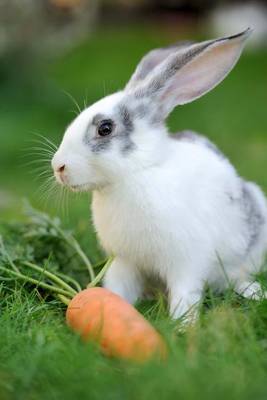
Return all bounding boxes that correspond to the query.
[55,163,67,183]
[51,152,65,173]
[51,153,67,183]
[57,164,66,173]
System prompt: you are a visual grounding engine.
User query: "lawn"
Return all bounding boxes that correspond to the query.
[0,24,267,400]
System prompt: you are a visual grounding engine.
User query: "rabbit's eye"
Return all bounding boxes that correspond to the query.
[97,120,113,136]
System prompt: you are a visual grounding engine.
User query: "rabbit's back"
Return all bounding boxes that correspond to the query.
[170,130,225,159]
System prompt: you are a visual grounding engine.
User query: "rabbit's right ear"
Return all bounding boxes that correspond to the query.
[125,42,194,91]
[126,29,251,121]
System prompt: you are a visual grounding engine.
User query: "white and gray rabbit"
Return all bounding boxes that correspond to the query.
[52,28,267,320]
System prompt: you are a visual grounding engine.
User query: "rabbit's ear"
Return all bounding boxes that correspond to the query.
[131,29,252,119]
[125,42,194,91]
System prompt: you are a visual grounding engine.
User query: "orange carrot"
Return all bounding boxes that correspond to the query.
[66,287,167,362]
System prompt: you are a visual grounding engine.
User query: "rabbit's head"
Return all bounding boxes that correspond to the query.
[52,29,251,191]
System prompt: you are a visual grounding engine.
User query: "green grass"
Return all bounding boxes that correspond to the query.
[1,285,267,400]
[0,24,267,400]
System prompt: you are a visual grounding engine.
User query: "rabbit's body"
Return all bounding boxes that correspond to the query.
[92,130,267,316]
[52,28,267,319]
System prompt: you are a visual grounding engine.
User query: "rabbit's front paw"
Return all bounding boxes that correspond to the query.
[103,257,143,304]
[169,280,203,322]
[235,280,266,300]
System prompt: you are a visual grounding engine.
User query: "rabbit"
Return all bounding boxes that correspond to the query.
[51,28,267,321]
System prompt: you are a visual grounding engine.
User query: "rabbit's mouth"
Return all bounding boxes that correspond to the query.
[69,179,109,192]
[69,181,104,192]
[69,182,91,192]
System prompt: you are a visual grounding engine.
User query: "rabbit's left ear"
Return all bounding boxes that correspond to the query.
[125,42,194,91]
[129,29,251,119]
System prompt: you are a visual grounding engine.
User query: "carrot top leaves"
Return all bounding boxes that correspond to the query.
[0,202,110,304]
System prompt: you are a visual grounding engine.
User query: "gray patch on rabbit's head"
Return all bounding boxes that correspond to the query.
[134,103,148,119]
[117,104,134,135]
[123,95,157,126]
[116,103,136,154]
[83,113,113,153]
[90,137,113,153]
[83,104,136,155]
[92,113,106,126]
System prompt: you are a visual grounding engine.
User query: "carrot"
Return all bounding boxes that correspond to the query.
[66,287,167,362]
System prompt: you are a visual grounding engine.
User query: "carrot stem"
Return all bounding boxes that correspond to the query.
[69,237,95,281]
[53,271,82,292]
[57,294,71,305]
[0,266,74,297]
[22,261,77,296]
[93,257,109,269]
[87,256,114,288]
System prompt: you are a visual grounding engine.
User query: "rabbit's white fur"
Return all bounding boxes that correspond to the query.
[93,129,267,317]
[52,29,267,320]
